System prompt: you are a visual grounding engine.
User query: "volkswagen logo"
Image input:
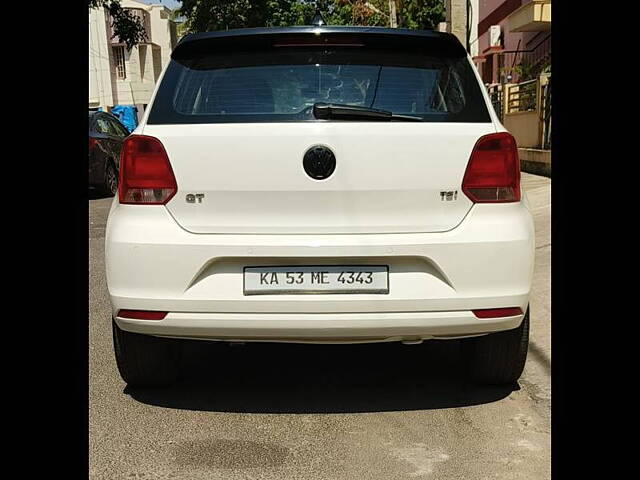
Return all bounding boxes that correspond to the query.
[303,145,336,180]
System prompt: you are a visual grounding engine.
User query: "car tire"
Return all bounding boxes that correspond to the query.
[103,161,118,196]
[462,307,529,385]
[112,318,181,387]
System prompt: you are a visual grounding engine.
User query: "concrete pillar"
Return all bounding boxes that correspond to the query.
[469,0,479,58]
[445,0,468,51]
[388,1,398,28]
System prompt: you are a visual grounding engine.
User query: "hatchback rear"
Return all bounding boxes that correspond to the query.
[105,27,534,387]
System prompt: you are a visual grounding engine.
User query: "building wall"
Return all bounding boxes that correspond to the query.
[146,4,175,67]
[477,0,524,57]
[89,0,177,111]
[89,7,115,108]
[113,43,156,106]
[475,0,550,84]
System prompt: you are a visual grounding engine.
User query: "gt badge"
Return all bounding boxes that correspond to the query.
[186,193,205,203]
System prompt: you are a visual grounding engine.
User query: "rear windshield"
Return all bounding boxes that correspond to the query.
[148,45,491,124]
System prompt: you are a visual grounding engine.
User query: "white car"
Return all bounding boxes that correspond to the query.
[106,27,534,387]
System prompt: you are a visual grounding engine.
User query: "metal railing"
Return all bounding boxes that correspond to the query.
[497,35,551,83]
[506,79,538,114]
[494,74,551,150]
[487,84,504,121]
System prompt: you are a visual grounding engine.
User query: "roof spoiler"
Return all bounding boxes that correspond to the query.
[172,26,467,61]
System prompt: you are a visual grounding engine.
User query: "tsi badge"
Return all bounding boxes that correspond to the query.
[440,190,458,201]
[186,193,205,204]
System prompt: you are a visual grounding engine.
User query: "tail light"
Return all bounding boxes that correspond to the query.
[462,132,520,203]
[119,135,177,205]
[89,137,97,151]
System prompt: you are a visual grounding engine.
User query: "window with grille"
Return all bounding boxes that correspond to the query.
[112,46,127,80]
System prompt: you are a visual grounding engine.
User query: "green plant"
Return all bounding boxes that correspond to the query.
[177,0,445,33]
[89,0,148,50]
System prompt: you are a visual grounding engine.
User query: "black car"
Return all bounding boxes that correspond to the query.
[89,110,129,195]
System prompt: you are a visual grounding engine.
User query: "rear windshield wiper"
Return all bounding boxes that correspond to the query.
[312,102,424,122]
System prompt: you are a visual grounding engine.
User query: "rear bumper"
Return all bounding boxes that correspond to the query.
[106,200,534,342]
[114,310,524,344]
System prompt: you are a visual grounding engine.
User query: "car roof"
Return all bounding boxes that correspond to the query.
[173,26,466,59]
[89,110,122,122]
[89,111,127,132]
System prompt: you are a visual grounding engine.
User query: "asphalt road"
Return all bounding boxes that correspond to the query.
[89,172,551,479]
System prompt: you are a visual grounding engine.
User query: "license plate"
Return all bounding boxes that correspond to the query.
[243,265,389,295]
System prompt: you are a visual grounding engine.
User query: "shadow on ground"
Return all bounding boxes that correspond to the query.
[126,340,516,414]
